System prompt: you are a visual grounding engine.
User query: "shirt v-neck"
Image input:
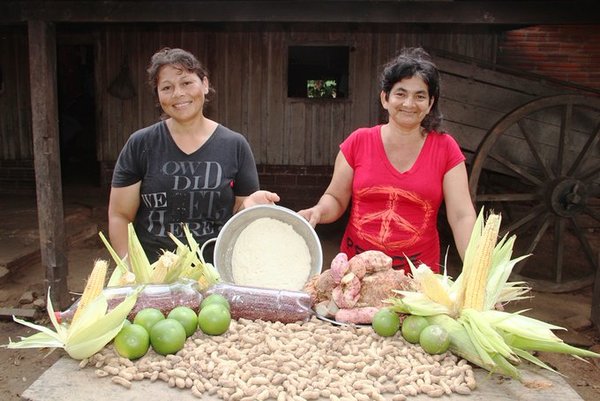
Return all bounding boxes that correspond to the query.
[376,125,430,176]
[163,120,219,157]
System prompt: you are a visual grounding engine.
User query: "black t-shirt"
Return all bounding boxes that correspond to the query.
[112,121,259,262]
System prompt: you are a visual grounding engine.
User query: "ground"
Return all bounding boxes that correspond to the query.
[0,190,599,400]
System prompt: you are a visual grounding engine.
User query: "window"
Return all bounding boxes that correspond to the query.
[288,46,349,99]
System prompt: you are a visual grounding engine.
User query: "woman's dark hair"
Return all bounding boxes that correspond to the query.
[380,47,442,131]
[146,47,214,102]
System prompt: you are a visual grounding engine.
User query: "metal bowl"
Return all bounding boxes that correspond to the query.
[212,204,323,289]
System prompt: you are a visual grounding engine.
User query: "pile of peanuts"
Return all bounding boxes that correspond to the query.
[84,317,476,401]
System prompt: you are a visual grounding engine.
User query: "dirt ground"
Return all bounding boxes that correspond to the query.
[0,189,599,401]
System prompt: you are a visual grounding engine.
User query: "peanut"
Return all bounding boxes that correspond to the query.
[85,317,476,400]
[111,376,132,389]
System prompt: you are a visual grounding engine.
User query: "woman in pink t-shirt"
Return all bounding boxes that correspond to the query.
[298,48,476,273]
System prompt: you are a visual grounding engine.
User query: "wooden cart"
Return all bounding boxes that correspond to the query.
[434,52,600,294]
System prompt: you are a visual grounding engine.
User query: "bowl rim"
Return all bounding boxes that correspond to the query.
[212,204,323,285]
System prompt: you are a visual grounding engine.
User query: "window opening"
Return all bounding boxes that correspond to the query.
[288,46,349,99]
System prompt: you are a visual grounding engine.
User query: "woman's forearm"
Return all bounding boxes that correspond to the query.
[108,215,131,259]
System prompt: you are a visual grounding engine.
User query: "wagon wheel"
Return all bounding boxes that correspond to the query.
[469,94,600,293]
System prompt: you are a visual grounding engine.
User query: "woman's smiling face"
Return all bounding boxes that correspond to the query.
[381,75,433,131]
[157,65,208,122]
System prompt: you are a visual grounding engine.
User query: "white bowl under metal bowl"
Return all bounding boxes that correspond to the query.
[211,204,323,289]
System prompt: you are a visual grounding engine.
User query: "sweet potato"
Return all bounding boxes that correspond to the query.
[349,250,392,275]
[331,272,361,308]
[330,252,350,284]
[356,268,412,308]
[303,269,335,306]
[335,306,379,324]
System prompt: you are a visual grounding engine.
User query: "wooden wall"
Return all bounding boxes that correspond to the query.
[95,23,499,167]
[0,23,500,169]
[0,26,31,160]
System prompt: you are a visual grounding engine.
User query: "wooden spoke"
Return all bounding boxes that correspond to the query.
[569,217,599,269]
[488,153,544,186]
[476,193,538,202]
[567,119,600,177]
[512,213,552,275]
[583,205,600,224]
[519,121,554,180]
[554,217,565,284]
[556,103,572,177]
[500,204,545,236]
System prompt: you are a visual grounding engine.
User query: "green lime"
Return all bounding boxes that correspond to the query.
[113,323,150,360]
[201,293,230,310]
[401,315,429,344]
[150,319,187,355]
[419,324,450,355]
[371,308,401,337]
[167,306,198,337]
[198,303,231,336]
[133,308,165,333]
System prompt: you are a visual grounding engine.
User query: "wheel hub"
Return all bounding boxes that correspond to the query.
[546,177,588,217]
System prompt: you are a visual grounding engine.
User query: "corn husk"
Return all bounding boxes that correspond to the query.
[102,223,220,289]
[3,285,140,360]
[387,208,600,380]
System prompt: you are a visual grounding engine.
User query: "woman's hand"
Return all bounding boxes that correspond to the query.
[297,206,322,228]
[240,190,280,211]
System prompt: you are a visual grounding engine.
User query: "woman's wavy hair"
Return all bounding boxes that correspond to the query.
[380,47,442,132]
[146,47,215,116]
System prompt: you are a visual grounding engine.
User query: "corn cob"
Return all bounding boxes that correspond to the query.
[462,213,501,310]
[414,266,454,309]
[118,270,136,286]
[151,251,177,283]
[72,259,108,323]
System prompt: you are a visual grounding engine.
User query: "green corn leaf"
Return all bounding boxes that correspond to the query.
[99,231,130,287]
[510,346,562,376]
[490,353,521,380]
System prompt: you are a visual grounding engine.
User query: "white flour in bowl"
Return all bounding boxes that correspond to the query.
[231,217,312,291]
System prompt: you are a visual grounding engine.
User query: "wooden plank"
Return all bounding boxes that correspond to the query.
[0,307,38,320]
[2,1,599,25]
[265,32,285,164]
[245,32,264,153]
[27,20,70,309]
[433,53,586,97]
[287,102,305,165]
[0,28,32,160]
[22,356,585,401]
[225,33,243,131]
[592,251,600,334]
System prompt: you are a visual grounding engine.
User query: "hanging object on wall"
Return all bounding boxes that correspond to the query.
[108,56,136,100]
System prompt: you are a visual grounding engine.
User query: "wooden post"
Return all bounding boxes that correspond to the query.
[592,251,600,335]
[27,20,70,309]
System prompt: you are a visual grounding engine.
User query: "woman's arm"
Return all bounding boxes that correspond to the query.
[298,151,354,227]
[108,182,142,259]
[443,162,477,260]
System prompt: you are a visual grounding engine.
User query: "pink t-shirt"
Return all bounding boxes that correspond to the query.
[340,125,465,273]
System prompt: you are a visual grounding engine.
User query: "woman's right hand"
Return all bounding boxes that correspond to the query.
[297,206,322,228]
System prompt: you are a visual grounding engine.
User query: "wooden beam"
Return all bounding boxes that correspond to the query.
[1,1,599,25]
[0,307,39,320]
[27,20,70,309]
[592,251,600,334]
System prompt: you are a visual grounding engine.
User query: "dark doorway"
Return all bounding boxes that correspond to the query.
[57,44,98,186]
